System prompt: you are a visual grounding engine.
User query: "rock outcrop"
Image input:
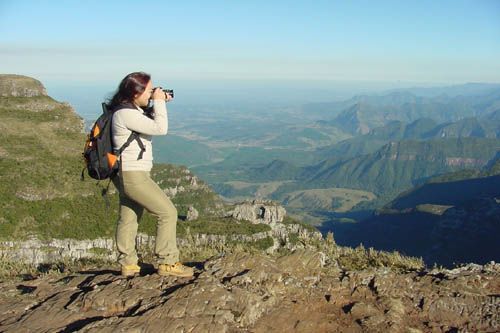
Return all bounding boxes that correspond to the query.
[0,223,322,265]
[0,74,47,97]
[231,200,286,224]
[0,250,498,332]
[186,205,199,221]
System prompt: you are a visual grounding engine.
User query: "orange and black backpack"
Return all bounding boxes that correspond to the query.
[81,103,145,181]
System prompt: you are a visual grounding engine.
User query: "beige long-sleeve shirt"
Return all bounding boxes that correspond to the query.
[112,100,168,171]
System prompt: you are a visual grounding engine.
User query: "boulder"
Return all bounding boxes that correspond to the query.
[232,200,286,224]
[186,206,199,221]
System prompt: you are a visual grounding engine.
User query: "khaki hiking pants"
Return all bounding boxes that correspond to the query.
[113,171,179,266]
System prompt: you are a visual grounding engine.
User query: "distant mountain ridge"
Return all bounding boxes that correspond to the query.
[256,137,499,200]
[389,82,500,97]
[336,94,498,135]
[317,113,500,161]
[382,154,500,209]
[303,83,500,121]
[309,87,500,136]
[388,174,500,210]
[310,137,496,189]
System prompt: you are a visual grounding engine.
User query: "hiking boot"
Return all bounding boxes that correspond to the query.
[157,262,194,277]
[121,264,141,277]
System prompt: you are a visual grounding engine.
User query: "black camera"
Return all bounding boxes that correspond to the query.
[155,87,174,98]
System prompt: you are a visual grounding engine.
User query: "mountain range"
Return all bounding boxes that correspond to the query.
[244,87,500,204]
[313,86,500,135]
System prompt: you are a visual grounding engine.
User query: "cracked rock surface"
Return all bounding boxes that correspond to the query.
[0,250,498,332]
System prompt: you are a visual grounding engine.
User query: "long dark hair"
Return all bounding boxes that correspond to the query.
[107,72,151,111]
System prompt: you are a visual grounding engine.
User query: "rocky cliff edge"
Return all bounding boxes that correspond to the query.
[0,249,498,332]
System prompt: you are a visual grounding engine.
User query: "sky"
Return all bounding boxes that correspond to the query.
[0,0,499,86]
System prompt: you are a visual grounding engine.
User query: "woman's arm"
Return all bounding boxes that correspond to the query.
[117,100,168,135]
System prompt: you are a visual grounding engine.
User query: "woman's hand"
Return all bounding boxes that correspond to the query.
[152,87,166,100]
[152,88,173,102]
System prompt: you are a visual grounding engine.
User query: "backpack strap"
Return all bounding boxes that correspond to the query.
[134,135,146,160]
[117,132,146,160]
[112,103,147,161]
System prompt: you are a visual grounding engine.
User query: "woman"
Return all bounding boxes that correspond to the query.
[109,71,193,277]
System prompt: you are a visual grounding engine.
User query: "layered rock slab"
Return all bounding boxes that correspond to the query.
[0,251,498,332]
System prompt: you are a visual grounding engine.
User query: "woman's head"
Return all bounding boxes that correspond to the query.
[108,72,152,110]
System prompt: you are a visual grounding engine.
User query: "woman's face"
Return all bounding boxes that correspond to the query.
[133,80,153,107]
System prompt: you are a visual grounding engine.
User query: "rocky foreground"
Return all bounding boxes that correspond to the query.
[0,250,498,332]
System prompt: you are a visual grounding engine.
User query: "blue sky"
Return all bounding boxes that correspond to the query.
[0,0,499,84]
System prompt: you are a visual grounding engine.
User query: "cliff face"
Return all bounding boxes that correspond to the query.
[0,249,498,332]
[330,172,500,267]
[0,222,322,265]
[425,197,500,265]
